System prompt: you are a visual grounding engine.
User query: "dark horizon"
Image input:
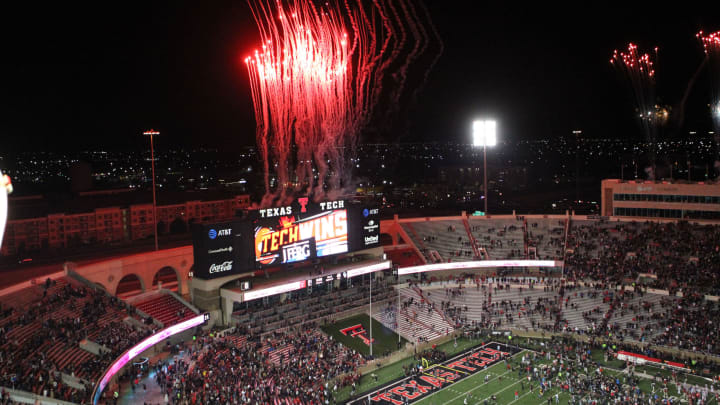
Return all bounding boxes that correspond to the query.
[0,3,718,153]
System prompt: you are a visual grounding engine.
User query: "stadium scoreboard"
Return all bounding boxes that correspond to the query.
[191,198,379,278]
[251,198,380,267]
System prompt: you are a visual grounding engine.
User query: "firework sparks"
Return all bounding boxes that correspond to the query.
[245,0,439,204]
[611,43,659,178]
[697,30,720,130]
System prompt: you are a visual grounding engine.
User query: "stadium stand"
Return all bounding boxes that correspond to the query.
[565,219,720,294]
[4,215,720,405]
[375,286,454,343]
[151,325,364,404]
[232,278,395,337]
[134,293,198,328]
[526,218,567,260]
[468,217,526,260]
[0,276,153,403]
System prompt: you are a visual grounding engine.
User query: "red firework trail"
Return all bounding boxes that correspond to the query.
[610,43,658,128]
[245,0,438,204]
[611,42,659,177]
[697,30,720,129]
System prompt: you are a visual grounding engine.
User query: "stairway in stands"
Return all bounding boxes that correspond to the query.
[396,287,454,343]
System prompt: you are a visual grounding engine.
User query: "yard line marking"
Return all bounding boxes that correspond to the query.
[470,374,524,405]
[413,351,523,405]
[440,350,526,405]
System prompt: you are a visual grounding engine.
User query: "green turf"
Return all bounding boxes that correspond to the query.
[321,314,406,358]
[411,349,573,405]
[340,339,719,405]
[634,364,712,386]
[589,349,626,369]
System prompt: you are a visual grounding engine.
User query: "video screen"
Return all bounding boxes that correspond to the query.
[251,198,379,267]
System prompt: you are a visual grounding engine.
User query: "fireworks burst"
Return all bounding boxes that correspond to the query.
[245,0,440,204]
[697,30,720,130]
[611,43,660,178]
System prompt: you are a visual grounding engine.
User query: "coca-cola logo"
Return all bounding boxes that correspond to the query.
[209,261,233,274]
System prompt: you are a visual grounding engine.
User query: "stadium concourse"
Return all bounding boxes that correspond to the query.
[0,215,720,404]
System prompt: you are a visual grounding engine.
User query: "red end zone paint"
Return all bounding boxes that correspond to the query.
[340,324,375,346]
[349,343,520,405]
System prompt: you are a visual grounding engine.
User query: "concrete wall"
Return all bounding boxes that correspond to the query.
[70,246,193,298]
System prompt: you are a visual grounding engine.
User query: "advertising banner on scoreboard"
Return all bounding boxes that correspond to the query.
[251,198,379,267]
[191,220,252,280]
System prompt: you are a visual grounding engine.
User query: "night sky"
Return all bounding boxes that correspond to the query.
[0,2,717,152]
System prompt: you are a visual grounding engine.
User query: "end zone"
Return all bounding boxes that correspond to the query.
[348,342,522,405]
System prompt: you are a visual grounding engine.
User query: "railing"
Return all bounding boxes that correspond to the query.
[0,387,79,405]
[91,313,207,404]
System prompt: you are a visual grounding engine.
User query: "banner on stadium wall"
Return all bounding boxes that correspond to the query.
[397,260,562,275]
[616,351,691,372]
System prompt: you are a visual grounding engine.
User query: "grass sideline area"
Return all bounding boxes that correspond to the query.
[321,314,407,358]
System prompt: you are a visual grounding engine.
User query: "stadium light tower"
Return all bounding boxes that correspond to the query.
[473,120,497,214]
[143,130,160,251]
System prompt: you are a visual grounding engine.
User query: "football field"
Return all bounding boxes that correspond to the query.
[356,345,572,405]
[411,350,571,405]
[346,341,713,405]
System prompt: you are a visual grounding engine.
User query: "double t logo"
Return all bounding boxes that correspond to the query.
[340,324,375,346]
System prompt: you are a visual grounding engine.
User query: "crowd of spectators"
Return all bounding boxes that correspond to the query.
[2,217,720,404]
[652,292,720,355]
[150,325,364,405]
[0,278,152,403]
[565,220,720,295]
[428,273,720,365]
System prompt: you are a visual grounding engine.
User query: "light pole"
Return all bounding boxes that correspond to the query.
[369,272,373,357]
[473,120,497,214]
[143,130,160,251]
[573,130,582,204]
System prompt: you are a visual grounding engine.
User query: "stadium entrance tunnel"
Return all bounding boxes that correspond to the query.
[152,266,180,293]
[115,273,144,299]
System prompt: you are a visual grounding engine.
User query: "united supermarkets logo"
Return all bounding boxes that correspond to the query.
[364,235,379,245]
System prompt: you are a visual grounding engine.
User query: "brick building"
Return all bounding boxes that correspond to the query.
[1,194,250,256]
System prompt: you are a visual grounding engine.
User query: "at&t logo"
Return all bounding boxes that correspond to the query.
[209,228,232,240]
